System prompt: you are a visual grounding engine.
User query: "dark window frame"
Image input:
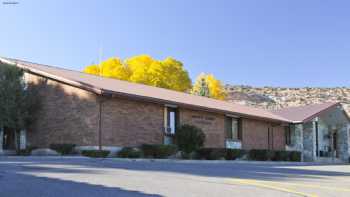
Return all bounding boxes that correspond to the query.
[166,107,178,135]
[285,125,292,146]
[225,116,242,141]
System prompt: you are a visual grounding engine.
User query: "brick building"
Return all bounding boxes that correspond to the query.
[0,57,349,162]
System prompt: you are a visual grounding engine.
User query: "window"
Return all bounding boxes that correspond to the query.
[166,107,177,134]
[225,116,242,140]
[285,125,292,145]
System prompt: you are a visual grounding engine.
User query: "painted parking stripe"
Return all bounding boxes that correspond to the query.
[228,178,318,197]
[264,181,350,193]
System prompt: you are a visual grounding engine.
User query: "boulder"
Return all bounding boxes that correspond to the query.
[31,148,59,156]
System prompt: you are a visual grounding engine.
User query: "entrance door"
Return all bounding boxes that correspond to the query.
[3,128,16,150]
[332,131,338,158]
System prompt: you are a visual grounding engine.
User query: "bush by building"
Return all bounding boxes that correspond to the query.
[175,124,205,155]
[49,143,76,155]
[225,149,246,160]
[289,151,302,162]
[117,147,142,158]
[140,144,177,159]
[248,149,301,161]
[16,146,37,156]
[196,148,227,160]
[81,150,110,158]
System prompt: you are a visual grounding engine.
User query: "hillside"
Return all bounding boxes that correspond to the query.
[225,85,350,115]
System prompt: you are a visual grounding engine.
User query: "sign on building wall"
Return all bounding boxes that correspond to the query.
[191,115,216,125]
[226,140,242,149]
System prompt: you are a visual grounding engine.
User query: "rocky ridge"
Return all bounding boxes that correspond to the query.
[225,85,350,115]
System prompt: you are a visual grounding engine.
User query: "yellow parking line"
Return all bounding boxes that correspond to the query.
[270,181,350,193]
[228,178,318,197]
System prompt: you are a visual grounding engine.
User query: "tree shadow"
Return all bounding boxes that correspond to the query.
[0,161,162,197]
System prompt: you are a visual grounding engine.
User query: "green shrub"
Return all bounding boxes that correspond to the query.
[196,148,227,160]
[81,150,110,158]
[248,150,302,162]
[273,151,290,161]
[289,151,302,162]
[175,124,205,154]
[225,149,246,160]
[141,144,177,159]
[117,147,142,158]
[49,143,76,155]
[16,146,37,156]
[248,149,271,161]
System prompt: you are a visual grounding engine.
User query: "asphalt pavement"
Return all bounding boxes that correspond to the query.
[0,157,349,197]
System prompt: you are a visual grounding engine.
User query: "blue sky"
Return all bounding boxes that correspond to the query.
[1,0,350,87]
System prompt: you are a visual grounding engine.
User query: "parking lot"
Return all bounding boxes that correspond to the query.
[0,157,349,197]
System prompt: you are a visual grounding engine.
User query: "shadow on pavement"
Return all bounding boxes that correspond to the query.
[0,165,162,197]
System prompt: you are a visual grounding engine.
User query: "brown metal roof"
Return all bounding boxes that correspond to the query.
[0,57,290,123]
[272,102,341,123]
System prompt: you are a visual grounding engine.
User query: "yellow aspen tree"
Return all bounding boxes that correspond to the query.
[205,74,227,100]
[160,57,192,92]
[83,55,192,92]
[125,55,154,84]
[100,58,131,80]
[191,73,227,100]
[83,64,100,75]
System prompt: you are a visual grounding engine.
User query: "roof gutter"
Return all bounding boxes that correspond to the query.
[101,89,291,123]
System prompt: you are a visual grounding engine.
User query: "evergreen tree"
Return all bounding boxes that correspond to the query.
[0,62,40,150]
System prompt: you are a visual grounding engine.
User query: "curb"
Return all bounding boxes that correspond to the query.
[1,156,348,165]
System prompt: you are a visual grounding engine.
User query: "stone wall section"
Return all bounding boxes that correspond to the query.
[338,124,349,161]
[286,124,304,159]
[302,122,315,161]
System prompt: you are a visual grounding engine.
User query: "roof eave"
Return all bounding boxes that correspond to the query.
[0,57,103,95]
[101,89,290,123]
[302,102,341,123]
[1,57,290,124]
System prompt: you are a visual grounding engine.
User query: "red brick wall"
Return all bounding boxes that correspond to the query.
[241,118,285,150]
[271,125,286,150]
[26,73,100,147]
[179,108,225,148]
[101,97,164,147]
[25,73,285,150]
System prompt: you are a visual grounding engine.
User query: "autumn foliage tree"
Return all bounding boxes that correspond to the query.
[191,73,227,100]
[84,55,192,92]
[84,55,227,100]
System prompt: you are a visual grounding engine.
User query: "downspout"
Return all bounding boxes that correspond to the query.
[315,120,319,157]
[98,96,103,151]
[97,91,112,151]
